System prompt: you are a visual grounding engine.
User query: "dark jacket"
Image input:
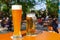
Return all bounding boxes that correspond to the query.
[52,20,58,28]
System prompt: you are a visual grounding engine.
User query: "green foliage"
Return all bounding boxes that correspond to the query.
[46,0,58,17]
[0,0,35,17]
[1,4,8,12]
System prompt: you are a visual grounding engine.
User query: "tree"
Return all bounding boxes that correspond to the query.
[0,0,35,19]
[46,0,58,17]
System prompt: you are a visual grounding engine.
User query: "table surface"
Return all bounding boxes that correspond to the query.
[0,31,60,40]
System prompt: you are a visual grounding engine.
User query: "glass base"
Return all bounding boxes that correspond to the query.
[11,35,22,40]
[26,34,37,36]
[26,30,43,36]
[26,33,37,36]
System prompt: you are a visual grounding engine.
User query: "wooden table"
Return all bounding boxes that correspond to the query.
[0,31,60,40]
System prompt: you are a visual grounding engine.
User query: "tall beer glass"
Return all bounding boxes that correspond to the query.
[12,5,22,37]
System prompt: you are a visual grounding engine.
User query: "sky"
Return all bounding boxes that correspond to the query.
[31,0,46,11]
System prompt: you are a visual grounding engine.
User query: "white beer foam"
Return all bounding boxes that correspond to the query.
[27,13,35,17]
[12,5,22,10]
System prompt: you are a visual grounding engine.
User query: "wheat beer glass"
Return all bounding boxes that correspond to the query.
[12,5,22,38]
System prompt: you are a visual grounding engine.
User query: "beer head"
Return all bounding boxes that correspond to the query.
[12,5,22,10]
[27,13,35,17]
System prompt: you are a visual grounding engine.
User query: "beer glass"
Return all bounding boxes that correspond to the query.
[12,5,22,38]
[26,13,36,36]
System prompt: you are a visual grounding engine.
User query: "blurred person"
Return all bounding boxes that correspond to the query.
[0,19,3,29]
[45,15,49,21]
[58,18,60,34]
[30,10,37,23]
[58,24,60,34]
[41,17,44,25]
[1,17,12,31]
[51,18,59,33]
[48,18,53,31]
[37,17,43,25]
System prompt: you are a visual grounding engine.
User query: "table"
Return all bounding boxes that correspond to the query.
[0,31,60,40]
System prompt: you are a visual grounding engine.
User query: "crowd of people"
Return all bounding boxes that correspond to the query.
[0,11,12,32]
[0,11,59,33]
[0,16,12,31]
[31,10,59,33]
[37,17,58,33]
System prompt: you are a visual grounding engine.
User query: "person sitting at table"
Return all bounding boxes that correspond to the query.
[37,17,43,25]
[1,17,12,31]
[51,18,59,33]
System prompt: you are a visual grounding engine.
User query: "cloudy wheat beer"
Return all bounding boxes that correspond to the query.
[12,5,22,36]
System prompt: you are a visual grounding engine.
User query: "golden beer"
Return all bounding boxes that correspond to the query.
[12,5,22,36]
[26,17,33,35]
[26,14,36,35]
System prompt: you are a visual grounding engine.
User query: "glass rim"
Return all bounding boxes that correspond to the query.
[12,5,22,10]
